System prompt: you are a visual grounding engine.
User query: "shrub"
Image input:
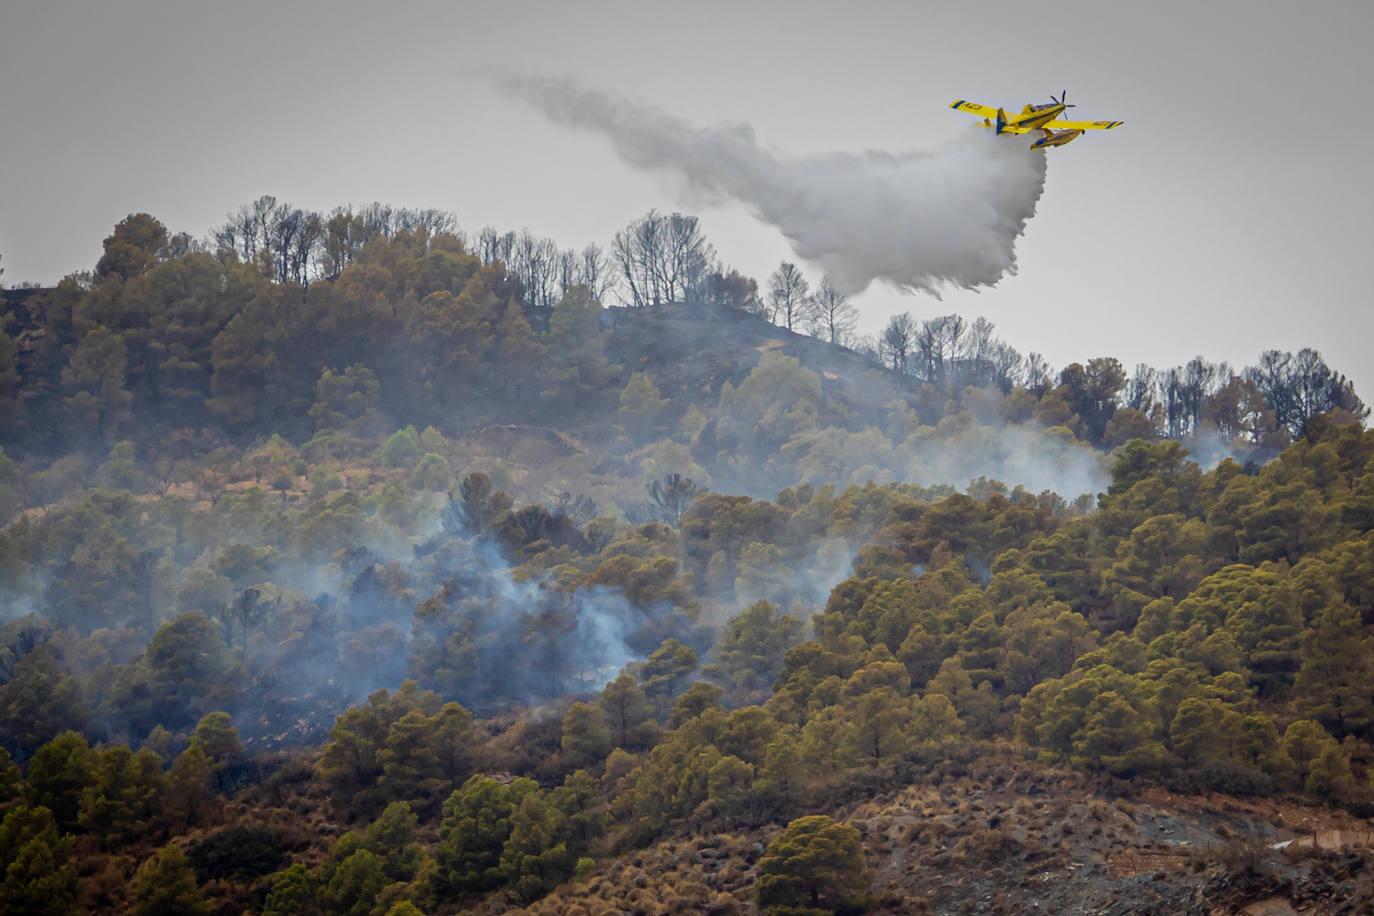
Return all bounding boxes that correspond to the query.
[188,826,290,882]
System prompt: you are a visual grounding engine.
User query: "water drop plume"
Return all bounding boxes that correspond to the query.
[498,75,1049,296]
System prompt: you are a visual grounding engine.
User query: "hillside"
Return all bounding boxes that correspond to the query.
[506,748,1374,915]
[603,299,891,408]
[1,210,1372,915]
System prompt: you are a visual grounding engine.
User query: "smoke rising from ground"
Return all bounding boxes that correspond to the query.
[499,75,1049,296]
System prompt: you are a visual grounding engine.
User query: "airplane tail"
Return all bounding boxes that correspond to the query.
[995,108,1007,134]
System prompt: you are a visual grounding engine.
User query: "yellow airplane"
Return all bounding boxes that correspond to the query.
[950,91,1122,149]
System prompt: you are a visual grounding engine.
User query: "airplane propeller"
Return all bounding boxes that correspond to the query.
[1051,90,1076,110]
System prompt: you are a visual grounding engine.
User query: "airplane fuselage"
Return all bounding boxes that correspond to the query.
[1004,103,1087,148]
[1007,102,1067,131]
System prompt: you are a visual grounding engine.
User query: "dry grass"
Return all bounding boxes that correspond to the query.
[462,744,1374,915]
[499,831,763,916]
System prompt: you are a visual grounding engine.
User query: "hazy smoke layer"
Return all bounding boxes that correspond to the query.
[500,76,1049,296]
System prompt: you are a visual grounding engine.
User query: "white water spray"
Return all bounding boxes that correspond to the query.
[499,76,1049,296]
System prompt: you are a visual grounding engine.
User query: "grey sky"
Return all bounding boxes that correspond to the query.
[3,0,1371,397]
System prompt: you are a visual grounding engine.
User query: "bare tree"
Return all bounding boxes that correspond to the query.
[965,317,996,364]
[218,197,460,284]
[358,202,396,238]
[881,312,915,373]
[1246,348,1367,436]
[810,275,858,345]
[531,234,560,306]
[659,212,714,302]
[394,207,459,237]
[1290,349,1338,431]
[1246,350,1293,431]
[913,317,946,382]
[612,214,659,307]
[954,317,998,389]
[289,211,325,286]
[1124,364,1159,413]
[215,195,279,262]
[556,248,579,298]
[266,205,301,284]
[647,473,702,527]
[511,229,559,307]
[478,226,516,266]
[579,243,616,302]
[613,210,714,307]
[219,587,271,651]
[152,456,186,498]
[943,315,967,376]
[1025,352,1051,395]
[216,196,327,287]
[260,203,328,287]
[929,315,967,390]
[553,490,598,526]
[1183,357,1224,434]
[1161,366,1191,439]
[767,262,812,331]
[988,342,1025,393]
[1160,357,1225,439]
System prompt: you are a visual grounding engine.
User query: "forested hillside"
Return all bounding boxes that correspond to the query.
[1,204,1371,914]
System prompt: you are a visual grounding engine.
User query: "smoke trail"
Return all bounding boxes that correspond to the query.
[498,75,1049,296]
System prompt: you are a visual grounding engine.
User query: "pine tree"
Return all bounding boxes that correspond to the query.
[598,673,655,751]
[1293,598,1374,738]
[0,805,79,916]
[129,844,210,916]
[78,745,166,847]
[560,702,613,771]
[756,814,872,915]
[23,731,97,831]
[432,775,538,901]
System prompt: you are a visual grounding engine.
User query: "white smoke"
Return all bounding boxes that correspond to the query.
[499,75,1049,296]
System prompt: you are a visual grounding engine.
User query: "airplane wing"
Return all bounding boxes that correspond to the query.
[1043,119,1124,129]
[950,100,999,118]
